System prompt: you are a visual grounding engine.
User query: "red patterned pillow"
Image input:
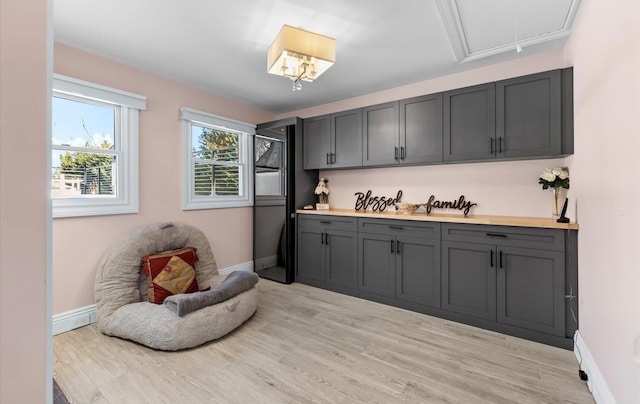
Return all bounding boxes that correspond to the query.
[142,247,201,304]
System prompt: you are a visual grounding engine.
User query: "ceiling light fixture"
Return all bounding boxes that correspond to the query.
[267,25,336,91]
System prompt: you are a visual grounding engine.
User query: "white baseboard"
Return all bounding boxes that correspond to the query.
[52,261,254,335]
[52,304,96,336]
[254,255,278,271]
[218,260,255,275]
[574,330,617,403]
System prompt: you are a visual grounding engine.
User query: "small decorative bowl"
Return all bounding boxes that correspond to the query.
[396,202,422,215]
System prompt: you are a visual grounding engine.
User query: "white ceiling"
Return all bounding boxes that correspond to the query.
[53,0,581,115]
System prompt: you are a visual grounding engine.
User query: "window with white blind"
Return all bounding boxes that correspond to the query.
[181,108,254,210]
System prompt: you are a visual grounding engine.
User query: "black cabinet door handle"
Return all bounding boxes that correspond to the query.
[320,232,324,244]
[320,220,332,224]
[486,233,507,238]
[394,146,399,160]
[326,233,330,245]
[390,239,394,254]
[499,250,503,268]
[332,153,336,164]
[401,146,406,160]
[326,153,331,165]
[388,225,403,231]
[498,137,503,154]
[396,240,401,255]
[490,250,494,268]
[490,137,494,154]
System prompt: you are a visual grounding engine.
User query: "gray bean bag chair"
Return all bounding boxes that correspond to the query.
[95,222,258,351]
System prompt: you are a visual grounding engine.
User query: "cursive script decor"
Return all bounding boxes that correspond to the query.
[425,195,477,216]
[354,190,402,212]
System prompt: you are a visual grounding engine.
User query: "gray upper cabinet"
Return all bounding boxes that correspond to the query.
[331,108,363,168]
[303,109,363,169]
[304,68,572,169]
[362,102,399,166]
[443,83,496,162]
[303,114,331,169]
[496,70,562,159]
[362,95,443,167]
[400,93,443,165]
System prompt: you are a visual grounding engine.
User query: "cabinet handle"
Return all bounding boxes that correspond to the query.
[326,153,331,165]
[498,137,503,154]
[325,233,329,245]
[394,146,399,160]
[390,239,395,254]
[320,232,324,244]
[332,153,336,164]
[388,225,403,231]
[320,220,332,224]
[490,250,494,268]
[401,146,406,160]
[396,240,401,255]
[499,251,503,268]
[486,233,507,238]
[490,137,495,154]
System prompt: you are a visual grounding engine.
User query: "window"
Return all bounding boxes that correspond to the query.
[181,108,254,210]
[51,75,146,218]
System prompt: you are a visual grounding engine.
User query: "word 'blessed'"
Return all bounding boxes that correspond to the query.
[354,190,402,212]
[425,195,477,216]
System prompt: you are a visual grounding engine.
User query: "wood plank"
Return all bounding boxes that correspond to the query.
[54,280,593,403]
[297,208,579,230]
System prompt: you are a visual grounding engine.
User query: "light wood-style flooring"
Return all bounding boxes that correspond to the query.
[54,280,594,403]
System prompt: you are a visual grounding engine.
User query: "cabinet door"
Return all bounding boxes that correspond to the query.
[358,233,396,297]
[331,109,363,168]
[497,247,565,336]
[442,241,496,320]
[297,227,325,282]
[395,235,441,308]
[443,83,496,162]
[400,94,443,164]
[362,102,399,166]
[303,115,331,169]
[496,70,561,159]
[325,230,358,289]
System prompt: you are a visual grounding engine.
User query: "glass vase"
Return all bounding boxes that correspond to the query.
[551,187,562,220]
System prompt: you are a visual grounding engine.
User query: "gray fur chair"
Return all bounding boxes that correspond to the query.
[94,222,258,351]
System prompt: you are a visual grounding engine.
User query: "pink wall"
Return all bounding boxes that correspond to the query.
[564,0,640,402]
[0,0,50,402]
[52,43,276,314]
[281,51,572,218]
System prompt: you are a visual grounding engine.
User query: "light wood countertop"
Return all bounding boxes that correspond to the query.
[297,208,579,230]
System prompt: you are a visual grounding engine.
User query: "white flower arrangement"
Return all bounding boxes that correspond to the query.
[538,167,569,190]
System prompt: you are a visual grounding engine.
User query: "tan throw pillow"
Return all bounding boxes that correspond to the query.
[142,247,201,304]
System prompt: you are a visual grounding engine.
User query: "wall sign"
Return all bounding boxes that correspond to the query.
[425,195,477,216]
[353,191,477,216]
[354,190,402,212]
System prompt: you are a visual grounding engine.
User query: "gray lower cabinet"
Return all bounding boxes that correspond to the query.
[358,219,441,308]
[442,224,566,337]
[296,214,577,348]
[297,215,357,289]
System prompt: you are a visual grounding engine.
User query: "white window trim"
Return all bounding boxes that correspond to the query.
[181,107,255,210]
[52,74,146,218]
